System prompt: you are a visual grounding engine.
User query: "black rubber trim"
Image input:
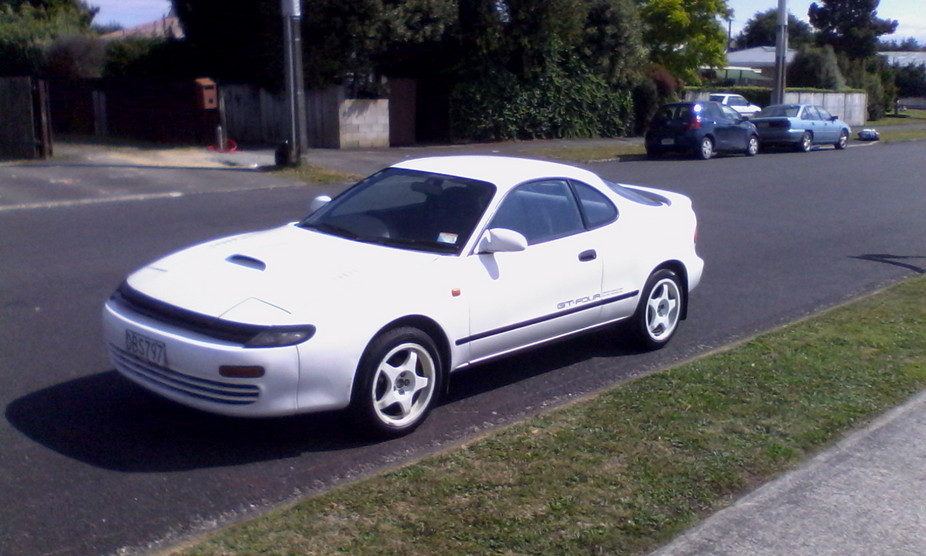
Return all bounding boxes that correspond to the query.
[456,290,638,345]
[111,282,314,346]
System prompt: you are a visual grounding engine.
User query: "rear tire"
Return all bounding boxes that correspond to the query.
[630,269,684,350]
[696,137,713,160]
[351,327,442,439]
[796,131,812,152]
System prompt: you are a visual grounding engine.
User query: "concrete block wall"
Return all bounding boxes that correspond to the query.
[784,91,867,127]
[687,89,868,127]
[338,99,389,148]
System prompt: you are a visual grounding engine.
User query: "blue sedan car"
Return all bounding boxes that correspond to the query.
[750,104,851,152]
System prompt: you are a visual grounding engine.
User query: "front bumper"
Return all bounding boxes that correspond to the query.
[103,299,304,417]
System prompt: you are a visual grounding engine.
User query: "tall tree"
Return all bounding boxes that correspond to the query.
[787,44,845,89]
[0,0,96,27]
[735,8,814,49]
[637,0,730,83]
[172,0,282,86]
[581,0,645,88]
[0,0,97,75]
[808,0,897,59]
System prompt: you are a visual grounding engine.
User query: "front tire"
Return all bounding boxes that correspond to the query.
[745,134,759,156]
[351,327,442,438]
[835,130,848,150]
[630,269,684,350]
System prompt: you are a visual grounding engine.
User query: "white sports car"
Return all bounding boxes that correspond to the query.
[103,156,703,438]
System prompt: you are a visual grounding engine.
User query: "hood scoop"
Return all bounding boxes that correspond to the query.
[226,254,267,271]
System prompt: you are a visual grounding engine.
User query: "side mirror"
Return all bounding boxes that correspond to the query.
[309,195,331,214]
[830,115,839,122]
[477,228,528,253]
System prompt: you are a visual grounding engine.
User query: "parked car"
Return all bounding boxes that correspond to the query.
[102,156,704,438]
[645,101,760,160]
[750,104,851,152]
[709,93,762,118]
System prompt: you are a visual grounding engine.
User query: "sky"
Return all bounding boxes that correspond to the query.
[91,0,171,28]
[90,0,926,44]
[726,0,926,44]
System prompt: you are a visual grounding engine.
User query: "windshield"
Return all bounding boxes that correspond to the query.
[300,168,496,254]
[756,105,800,118]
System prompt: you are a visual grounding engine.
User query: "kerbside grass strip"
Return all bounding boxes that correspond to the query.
[170,276,926,556]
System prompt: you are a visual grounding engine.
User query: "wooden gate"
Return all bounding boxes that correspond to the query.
[0,77,52,159]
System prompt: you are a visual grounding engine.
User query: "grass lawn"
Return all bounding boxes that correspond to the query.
[164,275,926,556]
[865,108,926,126]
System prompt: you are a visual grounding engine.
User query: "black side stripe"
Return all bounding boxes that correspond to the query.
[456,290,639,346]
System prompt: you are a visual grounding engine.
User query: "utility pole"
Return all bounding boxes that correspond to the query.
[772,0,788,104]
[282,0,308,166]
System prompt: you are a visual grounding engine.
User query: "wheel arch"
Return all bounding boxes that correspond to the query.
[368,315,453,395]
[651,260,690,320]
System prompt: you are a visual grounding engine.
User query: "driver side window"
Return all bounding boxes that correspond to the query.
[490,180,584,245]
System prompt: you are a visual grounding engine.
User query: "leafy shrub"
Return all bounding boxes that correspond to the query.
[449,58,633,142]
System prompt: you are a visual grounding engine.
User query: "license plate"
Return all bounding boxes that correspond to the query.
[661,138,675,145]
[125,330,167,367]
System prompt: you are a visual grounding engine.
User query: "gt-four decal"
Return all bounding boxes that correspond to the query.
[557,289,624,311]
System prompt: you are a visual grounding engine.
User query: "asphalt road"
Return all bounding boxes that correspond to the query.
[1,141,924,555]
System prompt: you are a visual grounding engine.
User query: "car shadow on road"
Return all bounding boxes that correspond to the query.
[5,326,654,473]
[5,371,367,472]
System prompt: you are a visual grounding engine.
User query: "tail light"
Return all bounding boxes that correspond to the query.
[687,116,702,130]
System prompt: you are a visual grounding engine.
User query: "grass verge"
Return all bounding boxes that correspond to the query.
[865,108,926,127]
[521,142,645,163]
[274,163,360,185]
[167,276,926,556]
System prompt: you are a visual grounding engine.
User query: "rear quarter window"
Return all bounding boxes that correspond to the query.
[571,181,618,229]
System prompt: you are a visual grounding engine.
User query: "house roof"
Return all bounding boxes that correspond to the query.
[726,46,796,68]
[101,16,184,41]
[880,51,926,66]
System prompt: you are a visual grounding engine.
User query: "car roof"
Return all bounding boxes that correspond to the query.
[664,100,721,107]
[390,156,605,190]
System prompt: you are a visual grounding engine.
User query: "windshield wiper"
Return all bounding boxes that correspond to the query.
[299,221,361,240]
[376,237,460,253]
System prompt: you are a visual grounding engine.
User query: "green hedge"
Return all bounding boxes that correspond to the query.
[450,65,633,142]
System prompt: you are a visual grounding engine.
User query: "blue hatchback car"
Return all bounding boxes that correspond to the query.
[645,101,760,160]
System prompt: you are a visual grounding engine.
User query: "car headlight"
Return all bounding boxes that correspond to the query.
[244,326,317,348]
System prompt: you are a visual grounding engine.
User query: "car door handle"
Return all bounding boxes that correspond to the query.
[578,249,597,262]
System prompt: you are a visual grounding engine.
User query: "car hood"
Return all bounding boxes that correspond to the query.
[125,224,442,325]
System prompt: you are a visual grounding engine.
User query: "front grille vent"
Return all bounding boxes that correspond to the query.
[109,344,260,405]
